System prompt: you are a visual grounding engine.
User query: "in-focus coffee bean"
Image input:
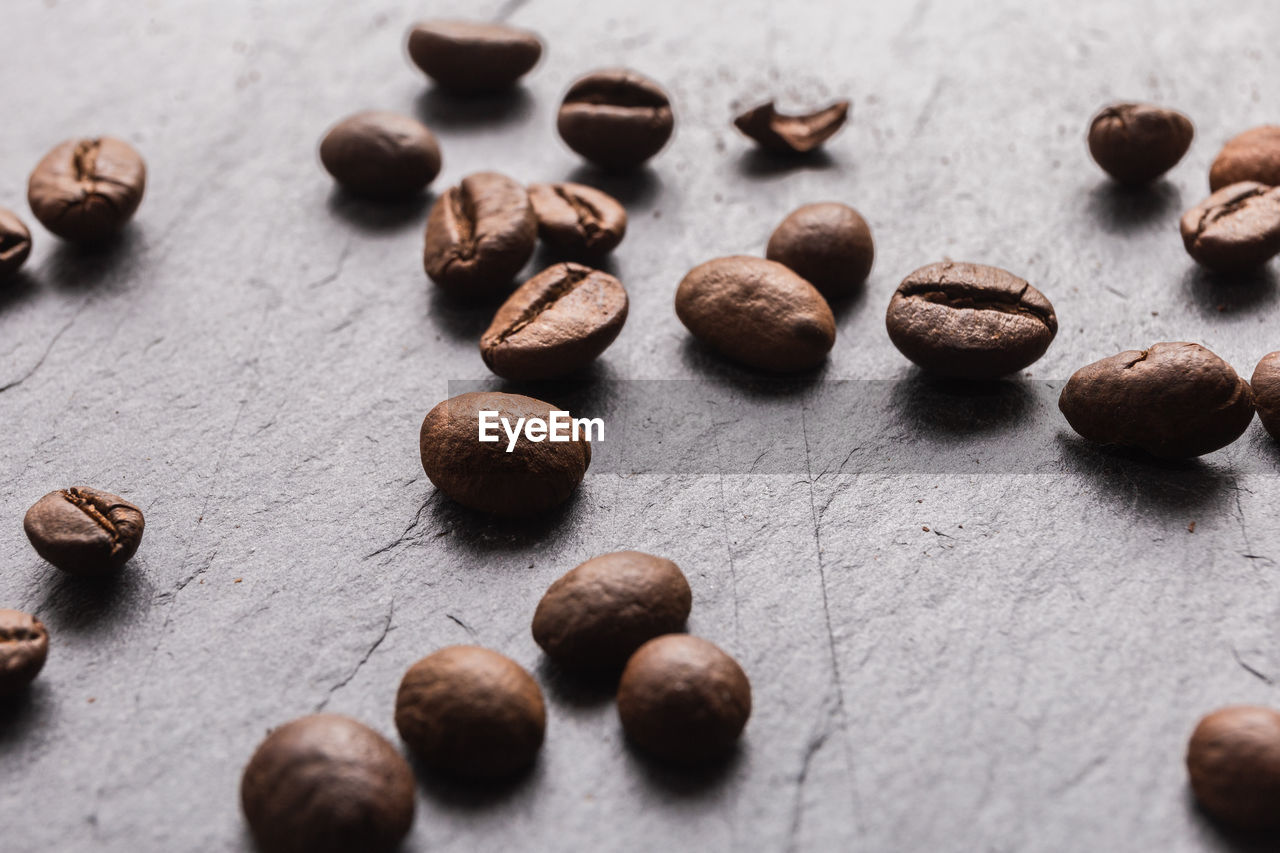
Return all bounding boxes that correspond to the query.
[1087,102,1194,184]
[0,609,48,696]
[480,262,628,380]
[1253,351,1280,441]
[28,137,146,242]
[675,255,835,372]
[319,111,441,200]
[1180,182,1280,271]
[766,202,873,298]
[1059,342,1255,458]
[1210,126,1280,191]
[395,645,545,778]
[528,182,627,257]
[407,20,542,93]
[557,69,674,170]
[241,714,415,853]
[24,487,145,576]
[532,551,692,671]
[1187,705,1280,830]
[617,634,750,764]
[424,171,536,296]
[419,391,592,516]
[886,262,1057,379]
[733,100,849,154]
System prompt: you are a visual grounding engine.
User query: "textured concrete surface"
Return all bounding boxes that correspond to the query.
[2,1,1280,851]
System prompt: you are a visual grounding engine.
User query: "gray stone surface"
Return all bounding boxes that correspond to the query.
[2,1,1280,850]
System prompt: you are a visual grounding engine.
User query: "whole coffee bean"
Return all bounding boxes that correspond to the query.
[528,182,627,257]
[1210,126,1280,191]
[395,646,545,778]
[1058,342,1255,458]
[407,20,542,93]
[319,111,441,200]
[532,551,692,671]
[675,255,836,372]
[766,202,874,298]
[420,391,592,516]
[557,69,674,170]
[480,262,628,380]
[1180,182,1280,271]
[733,100,849,155]
[617,634,750,765]
[1087,102,1194,184]
[28,137,146,242]
[0,609,48,696]
[424,171,536,296]
[24,487,145,576]
[241,714,414,853]
[0,207,32,279]
[1252,351,1280,441]
[1187,705,1280,830]
[885,262,1057,379]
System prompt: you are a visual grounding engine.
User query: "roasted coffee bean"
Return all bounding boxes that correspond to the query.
[528,182,627,257]
[733,100,849,154]
[885,262,1057,379]
[419,391,592,516]
[480,263,628,380]
[24,487,145,576]
[766,202,873,298]
[395,646,545,778]
[1059,342,1254,458]
[319,111,441,200]
[617,635,750,765]
[676,255,835,372]
[28,137,146,242]
[1210,126,1280,191]
[1253,351,1280,441]
[0,207,32,279]
[557,69,674,170]
[0,610,48,696]
[532,551,691,671]
[241,714,414,853]
[407,20,542,93]
[1180,182,1280,271]
[1087,102,1194,184]
[1187,705,1280,830]
[423,171,536,296]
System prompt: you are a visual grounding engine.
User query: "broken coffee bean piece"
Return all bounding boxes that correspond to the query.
[423,171,536,297]
[1210,126,1280,191]
[733,99,849,154]
[0,207,32,279]
[528,182,627,257]
[319,110,441,200]
[406,20,543,93]
[1180,181,1280,272]
[1187,705,1280,830]
[28,137,146,242]
[0,609,49,697]
[23,487,145,576]
[1087,102,1194,184]
[766,202,874,298]
[557,69,674,170]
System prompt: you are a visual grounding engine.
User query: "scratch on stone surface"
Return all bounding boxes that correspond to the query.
[1050,753,1108,796]
[716,474,741,644]
[1232,647,1274,685]
[495,0,531,20]
[446,613,478,639]
[364,498,432,560]
[895,0,935,42]
[0,306,83,393]
[910,76,947,139]
[305,237,353,290]
[316,601,396,712]
[786,700,841,852]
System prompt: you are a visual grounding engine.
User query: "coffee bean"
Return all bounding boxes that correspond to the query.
[1180,182,1280,271]
[1087,102,1194,184]
[24,487,145,576]
[423,171,536,296]
[532,551,691,671]
[28,137,146,242]
[528,182,627,257]
[241,714,414,853]
[885,262,1057,379]
[557,69,674,170]
[1187,705,1280,830]
[395,646,545,778]
[733,100,849,154]
[1058,342,1254,458]
[1210,126,1280,191]
[0,207,32,279]
[0,609,48,697]
[675,255,835,372]
[766,202,874,298]
[617,634,750,764]
[480,263,628,380]
[407,20,543,93]
[419,391,592,516]
[319,111,441,200]
[1253,351,1280,441]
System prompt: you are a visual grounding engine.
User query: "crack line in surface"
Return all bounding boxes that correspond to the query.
[0,303,85,393]
[315,601,396,712]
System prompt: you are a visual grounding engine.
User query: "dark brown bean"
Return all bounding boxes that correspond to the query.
[0,610,48,696]
[1210,126,1280,191]
[0,207,32,279]
[532,551,692,671]
[1087,102,1193,184]
[423,171,536,296]
[557,69,674,170]
[1251,351,1280,441]
[241,714,415,853]
[28,137,146,242]
[528,182,627,257]
[23,487,145,576]
[406,20,543,93]
[1180,182,1280,271]
[766,202,874,298]
[733,100,849,154]
[319,111,441,200]
[1187,705,1280,830]
[395,646,545,779]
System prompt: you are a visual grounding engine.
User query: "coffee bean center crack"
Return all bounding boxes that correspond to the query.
[61,487,121,544]
[492,267,592,344]
[900,282,1052,325]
